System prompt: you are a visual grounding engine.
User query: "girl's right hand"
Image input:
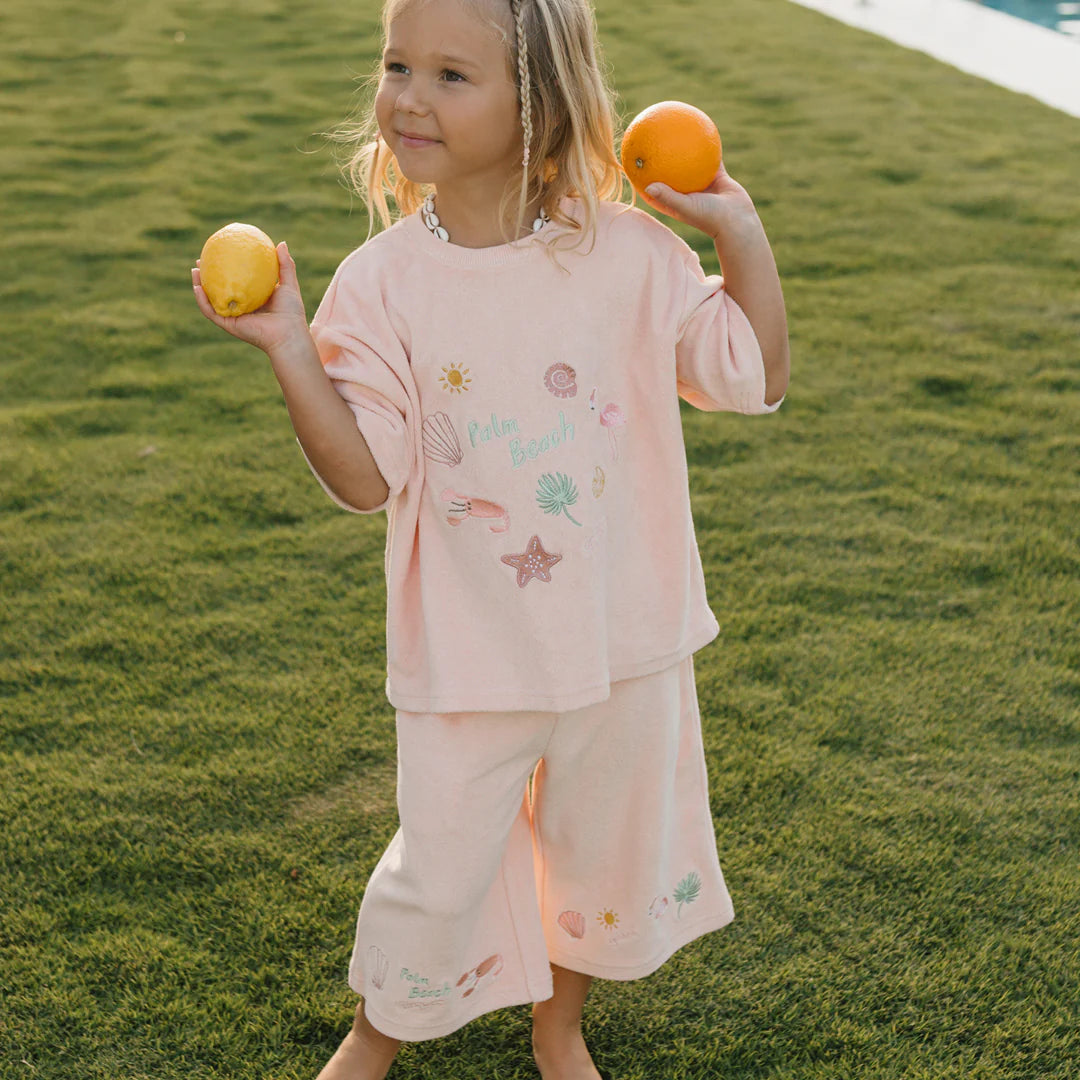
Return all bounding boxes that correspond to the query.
[192,241,310,357]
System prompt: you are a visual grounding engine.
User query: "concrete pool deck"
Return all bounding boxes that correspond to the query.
[786,0,1080,119]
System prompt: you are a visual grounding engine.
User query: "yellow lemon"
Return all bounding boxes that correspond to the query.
[198,223,279,317]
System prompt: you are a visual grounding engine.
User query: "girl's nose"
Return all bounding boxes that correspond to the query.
[395,84,430,116]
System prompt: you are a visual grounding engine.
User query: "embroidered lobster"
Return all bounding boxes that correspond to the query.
[441,488,511,533]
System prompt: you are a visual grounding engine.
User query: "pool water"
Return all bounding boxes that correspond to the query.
[980,0,1080,36]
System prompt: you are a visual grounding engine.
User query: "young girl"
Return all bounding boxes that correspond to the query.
[193,0,788,1076]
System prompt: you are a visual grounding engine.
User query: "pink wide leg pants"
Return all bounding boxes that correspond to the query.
[349,653,735,1041]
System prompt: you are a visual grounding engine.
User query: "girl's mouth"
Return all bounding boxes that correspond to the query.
[400,134,440,148]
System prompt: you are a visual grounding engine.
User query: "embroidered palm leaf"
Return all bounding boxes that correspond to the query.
[673,871,702,917]
[536,471,582,526]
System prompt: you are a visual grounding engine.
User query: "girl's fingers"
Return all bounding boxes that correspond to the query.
[191,273,228,329]
[192,280,219,324]
[277,241,297,287]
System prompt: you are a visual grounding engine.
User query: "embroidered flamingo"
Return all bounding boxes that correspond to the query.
[441,488,510,533]
[588,387,626,461]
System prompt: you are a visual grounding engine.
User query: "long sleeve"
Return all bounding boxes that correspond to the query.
[305,253,419,514]
[675,247,784,415]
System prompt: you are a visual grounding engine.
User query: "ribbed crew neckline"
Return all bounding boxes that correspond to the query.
[403,195,578,269]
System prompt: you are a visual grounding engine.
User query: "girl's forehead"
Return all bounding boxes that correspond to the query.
[385,0,513,47]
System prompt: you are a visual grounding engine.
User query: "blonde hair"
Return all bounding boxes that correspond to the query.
[324,0,632,269]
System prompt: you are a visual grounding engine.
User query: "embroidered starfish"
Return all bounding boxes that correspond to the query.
[501,535,562,588]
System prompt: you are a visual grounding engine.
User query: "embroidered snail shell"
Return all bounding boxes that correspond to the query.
[544,362,577,398]
[557,910,586,939]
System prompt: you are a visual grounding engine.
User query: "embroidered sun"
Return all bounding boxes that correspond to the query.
[439,362,472,394]
[596,908,619,931]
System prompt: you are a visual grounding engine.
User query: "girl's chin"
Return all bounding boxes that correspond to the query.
[397,165,437,185]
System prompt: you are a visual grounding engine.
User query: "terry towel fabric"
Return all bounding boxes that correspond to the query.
[303,195,784,715]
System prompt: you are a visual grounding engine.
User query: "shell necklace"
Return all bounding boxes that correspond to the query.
[422,193,549,244]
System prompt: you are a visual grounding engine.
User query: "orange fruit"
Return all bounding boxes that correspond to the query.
[198,222,279,317]
[620,101,723,196]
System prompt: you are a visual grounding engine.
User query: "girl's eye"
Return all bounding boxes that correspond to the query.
[384,62,465,83]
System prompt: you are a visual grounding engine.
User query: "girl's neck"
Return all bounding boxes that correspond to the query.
[428,186,544,249]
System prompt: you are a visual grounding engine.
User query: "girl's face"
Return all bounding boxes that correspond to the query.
[375,0,523,193]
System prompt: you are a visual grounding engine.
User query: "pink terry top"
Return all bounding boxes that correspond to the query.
[304,195,783,713]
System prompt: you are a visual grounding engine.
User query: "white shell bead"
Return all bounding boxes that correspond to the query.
[421,196,547,243]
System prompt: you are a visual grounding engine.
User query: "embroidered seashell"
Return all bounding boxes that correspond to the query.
[558,910,586,939]
[422,411,464,467]
[367,945,389,990]
[592,466,605,498]
[648,896,669,920]
[544,362,577,398]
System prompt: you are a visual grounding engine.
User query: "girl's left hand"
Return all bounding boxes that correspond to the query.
[639,162,758,242]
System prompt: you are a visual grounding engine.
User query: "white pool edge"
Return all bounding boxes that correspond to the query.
[786,0,1080,119]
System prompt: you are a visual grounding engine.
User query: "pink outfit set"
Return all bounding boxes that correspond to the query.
[304,195,783,1040]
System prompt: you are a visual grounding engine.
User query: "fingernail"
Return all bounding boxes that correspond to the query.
[646,184,662,197]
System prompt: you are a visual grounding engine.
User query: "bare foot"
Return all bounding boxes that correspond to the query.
[316,999,401,1080]
[531,1017,603,1080]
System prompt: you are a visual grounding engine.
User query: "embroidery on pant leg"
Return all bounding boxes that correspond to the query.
[536,471,582,526]
[439,362,472,393]
[456,953,504,998]
[422,412,464,467]
[596,907,638,945]
[588,388,626,462]
[544,362,578,398]
[673,871,702,919]
[648,896,670,920]
[501,535,562,587]
[596,907,619,931]
[592,466,605,498]
[398,966,454,1009]
[557,910,586,939]
[441,488,510,533]
[367,945,390,990]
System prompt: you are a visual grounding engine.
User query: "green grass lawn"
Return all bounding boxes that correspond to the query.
[2,0,1078,1077]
